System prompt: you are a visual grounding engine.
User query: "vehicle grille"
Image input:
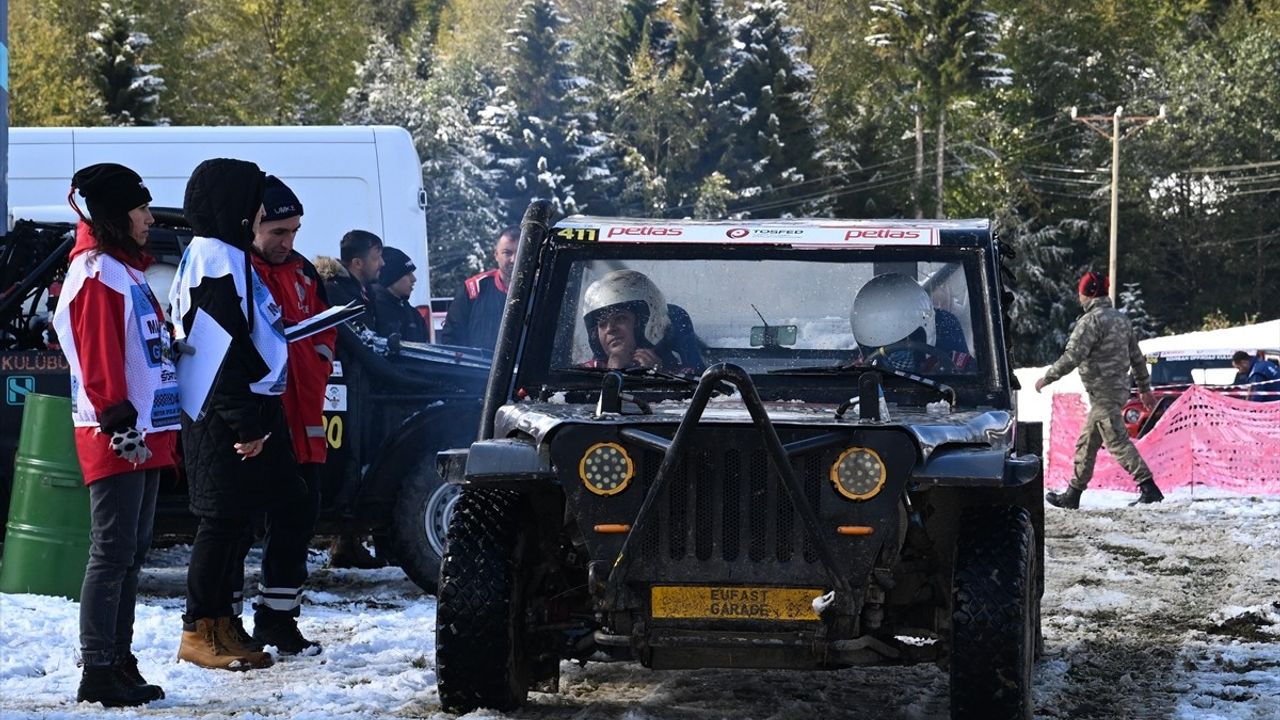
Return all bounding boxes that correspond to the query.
[636,446,826,566]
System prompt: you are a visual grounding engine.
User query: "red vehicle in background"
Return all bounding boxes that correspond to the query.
[1123,348,1280,437]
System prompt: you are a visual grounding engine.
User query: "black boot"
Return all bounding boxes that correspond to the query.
[229,616,265,653]
[76,665,159,707]
[253,611,322,656]
[1129,480,1164,506]
[114,654,165,701]
[1046,486,1082,509]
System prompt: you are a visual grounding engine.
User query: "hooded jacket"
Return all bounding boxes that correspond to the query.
[51,222,180,483]
[252,250,336,463]
[169,159,301,518]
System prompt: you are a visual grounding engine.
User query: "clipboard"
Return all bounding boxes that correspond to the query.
[177,308,232,422]
[284,300,366,343]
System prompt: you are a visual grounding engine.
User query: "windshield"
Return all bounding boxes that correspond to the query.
[1149,358,1240,386]
[526,246,994,400]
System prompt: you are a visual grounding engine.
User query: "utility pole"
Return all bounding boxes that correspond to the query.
[1071,105,1166,302]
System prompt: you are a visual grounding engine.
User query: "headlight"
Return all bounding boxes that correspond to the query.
[831,447,886,501]
[579,442,634,496]
[1123,407,1142,424]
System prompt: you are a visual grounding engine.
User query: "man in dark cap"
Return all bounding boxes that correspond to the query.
[373,246,429,343]
[240,176,333,655]
[1036,270,1162,509]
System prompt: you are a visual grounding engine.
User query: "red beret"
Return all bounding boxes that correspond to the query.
[1078,271,1108,298]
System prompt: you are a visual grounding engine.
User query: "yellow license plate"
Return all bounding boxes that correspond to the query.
[650,585,823,621]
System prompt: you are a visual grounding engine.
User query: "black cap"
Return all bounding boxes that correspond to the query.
[71,163,152,220]
[262,175,303,221]
[379,246,416,286]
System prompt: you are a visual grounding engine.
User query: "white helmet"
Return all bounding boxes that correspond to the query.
[850,273,935,347]
[582,269,670,347]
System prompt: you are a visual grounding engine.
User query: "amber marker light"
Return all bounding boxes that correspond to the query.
[836,526,875,536]
[594,524,632,534]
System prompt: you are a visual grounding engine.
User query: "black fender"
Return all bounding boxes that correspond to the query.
[352,399,483,526]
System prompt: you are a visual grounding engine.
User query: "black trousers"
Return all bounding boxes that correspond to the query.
[226,463,322,619]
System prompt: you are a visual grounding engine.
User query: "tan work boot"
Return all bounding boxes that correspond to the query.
[213,617,274,669]
[177,618,257,671]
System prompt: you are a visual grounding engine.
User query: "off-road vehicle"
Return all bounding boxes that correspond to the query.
[435,202,1044,719]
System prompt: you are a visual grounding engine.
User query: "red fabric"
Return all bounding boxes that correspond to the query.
[464,269,504,300]
[253,253,335,463]
[67,225,176,483]
[74,427,179,484]
[1047,386,1280,493]
[1077,270,1108,298]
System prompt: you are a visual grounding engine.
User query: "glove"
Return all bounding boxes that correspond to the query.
[109,428,152,465]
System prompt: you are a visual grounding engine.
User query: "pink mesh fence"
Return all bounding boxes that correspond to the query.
[1047,385,1280,493]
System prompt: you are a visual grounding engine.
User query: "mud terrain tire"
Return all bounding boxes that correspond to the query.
[950,505,1036,720]
[435,488,530,713]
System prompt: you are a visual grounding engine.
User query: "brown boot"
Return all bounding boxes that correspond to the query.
[328,535,386,569]
[177,618,259,671]
[213,617,274,669]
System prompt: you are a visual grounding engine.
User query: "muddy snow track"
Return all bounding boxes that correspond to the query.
[2,492,1278,719]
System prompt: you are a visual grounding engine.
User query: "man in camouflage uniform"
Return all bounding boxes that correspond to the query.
[1035,271,1164,508]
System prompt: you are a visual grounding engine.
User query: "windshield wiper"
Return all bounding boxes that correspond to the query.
[555,366,736,397]
[769,359,955,408]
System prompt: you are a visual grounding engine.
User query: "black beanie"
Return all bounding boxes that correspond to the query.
[262,175,303,221]
[379,246,416,287]
[71,163,152,220]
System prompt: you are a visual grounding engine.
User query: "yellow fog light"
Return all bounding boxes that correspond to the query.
[579,442,634,496]
[831,447,886,500]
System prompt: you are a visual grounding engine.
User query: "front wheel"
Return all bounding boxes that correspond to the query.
[950,505,1036,720]
[436,488,532,713]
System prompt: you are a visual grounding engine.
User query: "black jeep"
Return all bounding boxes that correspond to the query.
[435,203,1044,719]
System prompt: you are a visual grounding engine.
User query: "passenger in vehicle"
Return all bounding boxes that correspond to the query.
[1232,350,1280,401]
[849,272,976,373]
[580,270,704,372]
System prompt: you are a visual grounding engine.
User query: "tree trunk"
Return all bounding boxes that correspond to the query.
[913,87,924,219]
[935,105,946,219]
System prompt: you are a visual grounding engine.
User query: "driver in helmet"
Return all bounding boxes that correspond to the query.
[850,272,976,374]
[581,270,680,370]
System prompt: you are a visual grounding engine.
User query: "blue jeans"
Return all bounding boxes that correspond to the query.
[79,469,160,667]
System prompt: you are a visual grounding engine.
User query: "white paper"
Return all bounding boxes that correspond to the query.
[284,300,366,343]
[177,308,232,422]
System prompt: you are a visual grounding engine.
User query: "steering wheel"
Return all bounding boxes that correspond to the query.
[866,340,956,373]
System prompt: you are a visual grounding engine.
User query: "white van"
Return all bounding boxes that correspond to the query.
[7,125,432,304]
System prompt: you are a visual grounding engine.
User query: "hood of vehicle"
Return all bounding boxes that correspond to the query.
[494,400,1013,460]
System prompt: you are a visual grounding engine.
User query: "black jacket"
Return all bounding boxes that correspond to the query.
[314,258,437,391]
[437,269,506,349]
[175,159,301,519]
[373,286,429,342]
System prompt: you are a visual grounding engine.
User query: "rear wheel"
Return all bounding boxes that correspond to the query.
[435,488,532,713]
[950,505,1036,720]
[386,453,458,594]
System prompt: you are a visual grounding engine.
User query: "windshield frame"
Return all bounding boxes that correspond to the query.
[512,240,1008,407]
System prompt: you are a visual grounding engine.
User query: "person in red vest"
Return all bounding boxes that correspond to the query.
[437,226,518,349]
[52,163,176,706]
[241,175,336,655]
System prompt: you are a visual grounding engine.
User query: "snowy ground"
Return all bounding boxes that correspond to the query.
[2,488,1278,720]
